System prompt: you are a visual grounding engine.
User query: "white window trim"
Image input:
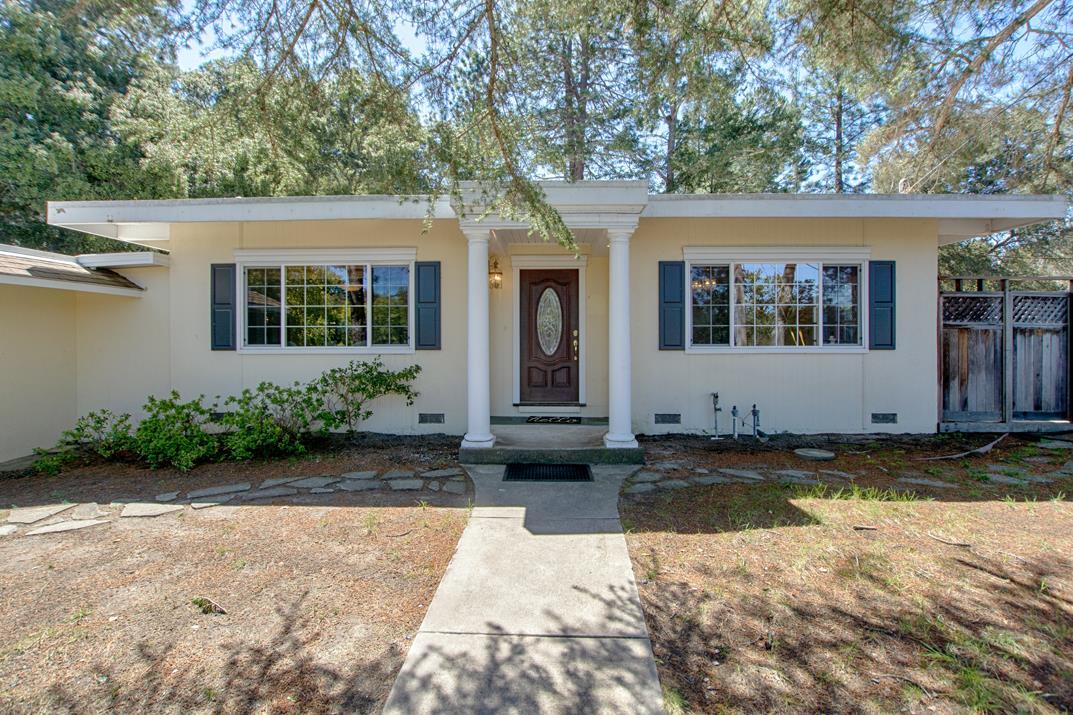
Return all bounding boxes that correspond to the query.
[235,248,417,355]
[683,247,871,355]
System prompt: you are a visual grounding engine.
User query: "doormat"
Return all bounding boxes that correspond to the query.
[503,463,593,482]
[525,416,582,424]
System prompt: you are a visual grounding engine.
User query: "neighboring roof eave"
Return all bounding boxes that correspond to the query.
[0,273,144,297]
[0,243,144,296]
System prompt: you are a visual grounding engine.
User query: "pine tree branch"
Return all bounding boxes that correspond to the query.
[930,0,1055,146]
[1044,59,1073,181]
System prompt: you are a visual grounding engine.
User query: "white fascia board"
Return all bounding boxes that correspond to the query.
[47,195,452,226]
[76,252,170,268]
[0,274,143,297]
[645,193,1069,222]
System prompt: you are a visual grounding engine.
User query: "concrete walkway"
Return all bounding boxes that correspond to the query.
[383,464,664,714]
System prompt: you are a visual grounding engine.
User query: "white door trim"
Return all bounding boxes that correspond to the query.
[512,255,588,406]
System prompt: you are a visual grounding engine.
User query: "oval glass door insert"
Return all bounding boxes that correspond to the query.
[536,288,563,356]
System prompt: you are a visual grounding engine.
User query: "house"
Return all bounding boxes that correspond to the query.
[0,182,1066,463]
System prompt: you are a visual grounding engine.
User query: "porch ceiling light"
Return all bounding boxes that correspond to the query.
[488,257,503,289]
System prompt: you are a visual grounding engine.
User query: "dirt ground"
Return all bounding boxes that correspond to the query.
[0,438,468,714]
[623,433,1073,714]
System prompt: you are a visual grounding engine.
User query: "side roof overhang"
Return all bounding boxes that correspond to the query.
[46,186,1068,248]
[0,244,158,297]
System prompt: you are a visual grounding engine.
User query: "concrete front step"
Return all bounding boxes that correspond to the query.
[459,446,645,465]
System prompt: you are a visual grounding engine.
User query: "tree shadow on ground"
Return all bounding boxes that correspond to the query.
[41,591,403,714]
[625,485,1073,712]
[383,583,661,714]
[648,553,1073,712]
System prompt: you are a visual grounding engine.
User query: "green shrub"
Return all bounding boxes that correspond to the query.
[44,359,424,471]
[32,448,78,475]
[316,358,421,433]
[62,409,135,459]
[219,381,325,460]
[32,409,134,474]
[134,392,219,471]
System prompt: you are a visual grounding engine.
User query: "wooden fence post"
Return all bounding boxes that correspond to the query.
[1003,279,1013,426]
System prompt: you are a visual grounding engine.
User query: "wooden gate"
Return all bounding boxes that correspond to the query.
[941,279,1071,427]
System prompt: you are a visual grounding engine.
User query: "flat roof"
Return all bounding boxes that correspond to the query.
[46,183,1068,247]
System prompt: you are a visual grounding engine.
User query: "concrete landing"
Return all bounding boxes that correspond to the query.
[459,424,645,465]
[383,464,663,714]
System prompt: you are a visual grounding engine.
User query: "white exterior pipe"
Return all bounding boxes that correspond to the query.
[605,229,638,448]
[461,230,495,448]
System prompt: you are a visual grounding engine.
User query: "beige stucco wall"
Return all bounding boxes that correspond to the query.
[52,214,940,446]
[630,217,938,435]
[75,267,172,419]
[0,285,78,461]
[165,219,468,434]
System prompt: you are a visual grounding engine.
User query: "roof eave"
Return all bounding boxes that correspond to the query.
[46,191,1068,247]
[0,274,144,297]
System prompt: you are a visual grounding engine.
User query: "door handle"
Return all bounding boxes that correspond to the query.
[572,330,579,361]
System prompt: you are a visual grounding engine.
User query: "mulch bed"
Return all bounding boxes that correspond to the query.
[0,434,460,509]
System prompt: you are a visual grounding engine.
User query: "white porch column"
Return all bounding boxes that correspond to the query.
[605,227,638,448]
[461,229,495,448]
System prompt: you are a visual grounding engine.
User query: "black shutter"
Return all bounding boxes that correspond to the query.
[415,261,441,350]
[659,261,685,350]
[211,263,237,351]
[869,261,896,350]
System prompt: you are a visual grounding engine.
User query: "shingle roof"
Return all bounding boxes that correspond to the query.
[0,246,142,292]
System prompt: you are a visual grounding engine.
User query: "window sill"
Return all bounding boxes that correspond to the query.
[685,346,867,355]
[238,346,415,355]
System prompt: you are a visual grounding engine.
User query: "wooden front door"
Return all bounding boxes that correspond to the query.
[520,269,580,404]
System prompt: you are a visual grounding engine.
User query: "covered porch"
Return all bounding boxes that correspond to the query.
[456,182,647,458]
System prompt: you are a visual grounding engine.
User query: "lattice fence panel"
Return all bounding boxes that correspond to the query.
[942,295,1003,324]
[1012,294,1068,327]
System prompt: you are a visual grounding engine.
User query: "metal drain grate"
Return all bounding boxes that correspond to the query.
[503,463,593,482]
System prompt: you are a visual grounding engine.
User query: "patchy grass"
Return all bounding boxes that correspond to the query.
[623,473,1073,713]
[0,460,468,713]
[793,483,926,502]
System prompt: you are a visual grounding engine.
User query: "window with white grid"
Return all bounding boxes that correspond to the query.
[687,259,864,350]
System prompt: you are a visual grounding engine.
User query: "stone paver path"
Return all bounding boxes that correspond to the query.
[7,503,76,524]
[1,466,471,539]
[383,464,663,714]
[26,519,107,535]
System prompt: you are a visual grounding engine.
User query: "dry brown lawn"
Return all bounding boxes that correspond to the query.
[0,442,468,714]
[623,435,1073,714]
